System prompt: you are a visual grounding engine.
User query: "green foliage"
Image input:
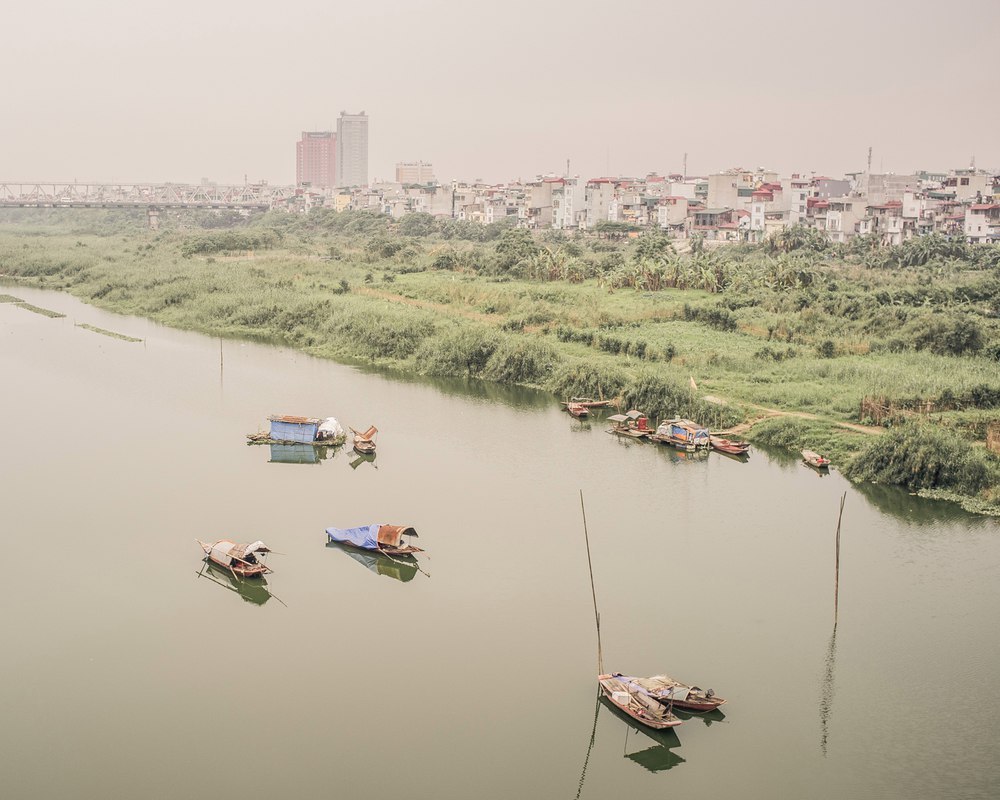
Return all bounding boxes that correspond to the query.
[414,326,500,377]
[481,337,557,384]
[493,227,541,274]
[844,422,995,494]
[396,212,436,237]
[180,229,279,256]
[910,314,984,356]
[330,307,435,359]
[548,361,629,400]
[620,372,742,429]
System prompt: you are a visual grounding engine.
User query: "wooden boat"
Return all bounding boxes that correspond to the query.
[325,524,423,557]
[569,397,613,408]
[598,674,683,729]
[802,449,831,469]
[606,410,651,439]
[613,673,726,713]
[564,402,589,418]
[196,539,272,578]
[351,425,377,455]
[710,435,750,456]
[650,418,710,451]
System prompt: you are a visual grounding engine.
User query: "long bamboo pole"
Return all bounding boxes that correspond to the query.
[834,492,846,623]
[580,490,604,676]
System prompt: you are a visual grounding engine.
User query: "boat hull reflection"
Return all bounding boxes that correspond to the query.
[196,559,275,605]
[325,540,419,582]
[599,696,686,772]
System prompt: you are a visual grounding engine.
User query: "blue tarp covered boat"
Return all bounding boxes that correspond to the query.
[325,524,422,556]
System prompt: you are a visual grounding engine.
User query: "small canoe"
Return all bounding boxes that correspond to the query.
[598,674,683,730]
[615,673,727,713]
[710,436,750,455]
[351,425,378,455]
[565,402,589,418]
[802,449,831,469]
[570,397,613,408]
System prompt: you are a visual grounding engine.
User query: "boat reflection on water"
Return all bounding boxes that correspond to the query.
[673,706,727,727]
[575,693,685,796]
[349,451,377,470]
[268,443,335,465]
[195,559,277,606]
[324,540,419,582]
[659,446,710,464]
[600,696,686,772]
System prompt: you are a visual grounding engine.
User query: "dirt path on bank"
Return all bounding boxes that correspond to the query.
[705,395,883,437]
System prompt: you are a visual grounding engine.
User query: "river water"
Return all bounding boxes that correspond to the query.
[1,286,998,800]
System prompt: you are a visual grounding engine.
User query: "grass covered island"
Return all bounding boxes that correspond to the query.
[2,207,999,514]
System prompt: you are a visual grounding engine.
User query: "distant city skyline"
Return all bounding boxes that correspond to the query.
[4,1,999,185]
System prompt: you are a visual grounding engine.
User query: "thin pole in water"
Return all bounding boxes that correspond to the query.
[580,490,604,676]
[834,492,846,623]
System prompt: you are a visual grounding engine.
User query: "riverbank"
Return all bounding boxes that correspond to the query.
[2,208,998,513]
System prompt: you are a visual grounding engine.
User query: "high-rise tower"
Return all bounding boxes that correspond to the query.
[336,111,368,188]
[296,131,337,188]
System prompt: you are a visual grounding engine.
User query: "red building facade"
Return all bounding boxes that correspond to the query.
[296,131,336,188]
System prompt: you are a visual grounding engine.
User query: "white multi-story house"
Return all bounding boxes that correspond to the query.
[965,204,1000,243]
[584,179,616,229]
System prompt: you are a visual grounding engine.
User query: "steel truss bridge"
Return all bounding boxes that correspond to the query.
[0,182,300,210]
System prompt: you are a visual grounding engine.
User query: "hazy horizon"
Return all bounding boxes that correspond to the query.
[5,0,999,185]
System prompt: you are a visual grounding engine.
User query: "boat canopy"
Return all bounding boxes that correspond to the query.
[317,417,345,439]
[625,410,643,420]
[608,414,628,424]
[210,540,269,565]
[326,524,416,550]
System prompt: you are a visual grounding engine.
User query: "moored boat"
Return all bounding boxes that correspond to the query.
[802,449,831,469]
[607,410,651,439]
[598,674,683,729]
[564,402,589,418]
[325,524,423,557]
[710,435,750,456]
[351,425,378,455]
[570,397,613,408]
[196,539,273,578]
[650,418,711,451]
[247,414,345,446]
[613,673,726,713]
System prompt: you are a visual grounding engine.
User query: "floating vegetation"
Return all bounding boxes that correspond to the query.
[0,294,23,303]
[16,302,65,318]
[76,323,143,342]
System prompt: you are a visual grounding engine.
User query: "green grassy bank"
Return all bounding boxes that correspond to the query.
[2,208,999,514]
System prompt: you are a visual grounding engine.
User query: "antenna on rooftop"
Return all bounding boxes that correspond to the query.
[566,158,570,178]
[971,154,976,170]
[683,152,688,181]
[867,146,872,174]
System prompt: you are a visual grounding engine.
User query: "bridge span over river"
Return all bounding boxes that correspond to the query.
[0,182,302,225]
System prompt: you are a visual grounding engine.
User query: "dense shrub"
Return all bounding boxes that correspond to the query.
[911,315,985,356]
[844,423,994,493]
[481,337,557,384]
[415,327,500,377]
[682,303,738,331]
[619,373,742,429]
[548,361,628,400]
[331,308,435,359]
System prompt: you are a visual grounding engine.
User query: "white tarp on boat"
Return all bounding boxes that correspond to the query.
[317,417,345,440]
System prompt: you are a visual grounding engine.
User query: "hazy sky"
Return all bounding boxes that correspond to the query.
[5,0,999,185]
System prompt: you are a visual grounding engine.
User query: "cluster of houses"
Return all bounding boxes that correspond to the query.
[282,167,1000,246]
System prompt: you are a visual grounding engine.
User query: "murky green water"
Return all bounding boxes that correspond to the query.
[2,287,998,800]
